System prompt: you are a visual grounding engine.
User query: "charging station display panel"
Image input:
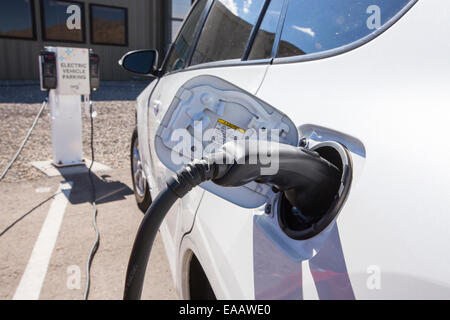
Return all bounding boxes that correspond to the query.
[56,47,90,95]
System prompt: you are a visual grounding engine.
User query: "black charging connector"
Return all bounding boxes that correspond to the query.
[124,140,341,300]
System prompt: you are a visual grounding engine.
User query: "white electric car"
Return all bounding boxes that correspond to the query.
[122,0,450,299]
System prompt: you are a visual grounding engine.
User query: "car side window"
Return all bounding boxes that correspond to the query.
[248,0,285,60]
[164,0,207,73]
[277,0,412,58]
[190,0,266,66]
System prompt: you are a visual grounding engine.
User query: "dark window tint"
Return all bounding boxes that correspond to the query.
[248,0,284,60]
[90,5,127,46]
[191,0,266,65]
[42,0,84,42]
[277,0,412,58]
[165,0,207,73]
[0,0,35,39]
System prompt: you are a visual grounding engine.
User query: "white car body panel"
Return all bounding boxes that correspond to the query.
[255,0,450,299]
[138,65,269,291]
[135,0,450,299]
[180,193,258,299]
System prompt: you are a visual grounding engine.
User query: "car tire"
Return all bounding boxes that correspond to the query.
[130,128,152,213]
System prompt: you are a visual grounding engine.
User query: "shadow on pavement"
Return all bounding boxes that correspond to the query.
[58,170,133,206]
[0,171,134,239]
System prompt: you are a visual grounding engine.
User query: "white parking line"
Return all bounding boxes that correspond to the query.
[301,260,319,300]
[13,182,73,300]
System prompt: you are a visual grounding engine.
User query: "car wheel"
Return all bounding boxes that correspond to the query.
[131,128,152,213]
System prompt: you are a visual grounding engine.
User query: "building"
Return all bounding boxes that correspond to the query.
[0,0,193,81]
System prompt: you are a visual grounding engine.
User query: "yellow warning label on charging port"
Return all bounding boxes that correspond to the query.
[211,119,247,148]
[217,119,246,134]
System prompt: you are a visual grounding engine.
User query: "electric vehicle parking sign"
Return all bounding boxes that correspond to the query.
[56,47,90,95]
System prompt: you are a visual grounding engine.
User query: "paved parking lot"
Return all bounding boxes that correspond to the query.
[0,168,178,300]
[0,81,178,300]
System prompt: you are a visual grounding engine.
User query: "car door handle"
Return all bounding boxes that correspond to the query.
[152,100,162,114]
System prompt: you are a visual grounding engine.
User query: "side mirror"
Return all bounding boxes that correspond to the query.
[119,49,159,76]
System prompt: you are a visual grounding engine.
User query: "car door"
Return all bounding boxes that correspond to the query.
[182,0,448,300]
[145,0,282,265]
[253,0,450,299]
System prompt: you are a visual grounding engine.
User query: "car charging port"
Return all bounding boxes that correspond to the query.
[277,141,353,240]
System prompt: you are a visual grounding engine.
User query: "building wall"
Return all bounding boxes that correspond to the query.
[0,0,170,81]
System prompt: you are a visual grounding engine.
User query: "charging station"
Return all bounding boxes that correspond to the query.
[38,47,100,168]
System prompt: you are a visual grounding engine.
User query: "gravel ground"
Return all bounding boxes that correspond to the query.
[0,81,148,183]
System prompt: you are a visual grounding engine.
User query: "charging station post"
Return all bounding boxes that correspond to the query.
[39,46,100,167]
[38,47,103,299]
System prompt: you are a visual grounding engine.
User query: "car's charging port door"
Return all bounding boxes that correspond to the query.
[154,75,299,208]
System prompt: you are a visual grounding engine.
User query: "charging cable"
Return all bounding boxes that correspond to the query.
[83,98,99,300]
[124,141,341,299]
[0,97,48,182]
[0,94,99,299]
[0,191,62,238]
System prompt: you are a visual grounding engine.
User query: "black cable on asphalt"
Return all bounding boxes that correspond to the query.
[83,99,100,300]
[0,95,101,299]
[0,98,48,182]
[0,191,62,238]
